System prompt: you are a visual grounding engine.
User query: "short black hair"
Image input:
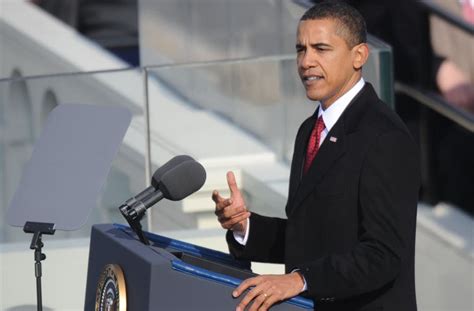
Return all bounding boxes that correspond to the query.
[300,1,367,48]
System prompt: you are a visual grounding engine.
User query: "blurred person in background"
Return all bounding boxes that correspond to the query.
[430,0,474,112]
[31,0,140,66]
[428,0,474,215]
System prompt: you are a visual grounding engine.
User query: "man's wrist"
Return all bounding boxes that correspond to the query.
[233,218,250,245]
[291,270,307,293]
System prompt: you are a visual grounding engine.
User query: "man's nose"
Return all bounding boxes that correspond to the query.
[300,51,316,69]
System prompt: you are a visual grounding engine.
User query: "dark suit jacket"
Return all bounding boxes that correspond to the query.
[227,83,420,311]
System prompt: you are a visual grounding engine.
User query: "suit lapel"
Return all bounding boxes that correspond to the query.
[287,104,324,211]
[289,117,346,214]
[288,112,318,201]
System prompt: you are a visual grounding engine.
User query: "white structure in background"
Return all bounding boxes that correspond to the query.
[0,1,472,311]
[0,0,290,233]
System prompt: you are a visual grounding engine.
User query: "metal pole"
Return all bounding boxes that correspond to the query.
[143,68,153,232]
[33,234,45,311]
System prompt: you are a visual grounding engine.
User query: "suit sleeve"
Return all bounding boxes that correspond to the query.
[227,213,287,264]
[299,129,420,299]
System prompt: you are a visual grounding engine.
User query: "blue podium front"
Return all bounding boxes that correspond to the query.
[84,224,314,310]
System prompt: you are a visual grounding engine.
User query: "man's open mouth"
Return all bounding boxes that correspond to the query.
[303,75,324,84]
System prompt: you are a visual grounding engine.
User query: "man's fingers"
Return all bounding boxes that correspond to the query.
[214,198,233,213]
[212,190,224,204]
[219,204,246,218]
[242,287,267,311]
[218,209,245,223]
[258,295,279,311]
[226,171,240,195]
[235,278,270,311]
[215,172,248,232]
[235,286,261,311]
[221,212,250,229]
[233,277,258,298]
[233,275,297,311]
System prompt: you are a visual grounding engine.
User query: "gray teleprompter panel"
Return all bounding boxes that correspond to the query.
[6,103,132,231]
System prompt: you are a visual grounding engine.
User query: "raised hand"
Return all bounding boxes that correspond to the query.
[212,171,250,236]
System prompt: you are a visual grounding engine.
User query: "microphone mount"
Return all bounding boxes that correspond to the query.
[119,189,167,245]
[119,203,150,245]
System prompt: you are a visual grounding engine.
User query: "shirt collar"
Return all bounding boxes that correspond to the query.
[318,78,365,131]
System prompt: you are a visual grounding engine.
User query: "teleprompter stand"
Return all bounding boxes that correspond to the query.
[6,104,132,311]
[23,221,56,311]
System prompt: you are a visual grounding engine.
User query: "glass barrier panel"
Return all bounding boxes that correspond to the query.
[139,0,305,65]
[365,34,394,108]
[139,0,393,106]
[0,68,147,243]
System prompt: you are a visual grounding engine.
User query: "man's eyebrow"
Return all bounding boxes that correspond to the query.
[295,42,333,49]
[311,42,332,49]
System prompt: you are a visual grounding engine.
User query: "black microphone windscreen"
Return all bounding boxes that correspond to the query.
[159,160,206,201]
[151,155,195,188]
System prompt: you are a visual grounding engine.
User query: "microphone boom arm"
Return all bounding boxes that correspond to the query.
[119,204,150,245]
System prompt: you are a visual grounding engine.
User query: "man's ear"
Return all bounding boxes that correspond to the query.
[352,43,369,70]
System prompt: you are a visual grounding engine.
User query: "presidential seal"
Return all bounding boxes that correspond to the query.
[95,264,127,311]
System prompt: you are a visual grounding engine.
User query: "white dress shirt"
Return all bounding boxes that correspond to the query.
[318,78,365,146]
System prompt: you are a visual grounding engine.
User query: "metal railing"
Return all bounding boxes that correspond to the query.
[419,0,474,35]
[395,82,474,133]
[407,1,474,131]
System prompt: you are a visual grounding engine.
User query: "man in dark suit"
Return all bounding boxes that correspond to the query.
[212,2,420,310]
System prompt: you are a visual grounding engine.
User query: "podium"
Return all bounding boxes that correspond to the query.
[84,224,314,310]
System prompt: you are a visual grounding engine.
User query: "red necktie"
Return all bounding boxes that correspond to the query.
[304,116,325,174]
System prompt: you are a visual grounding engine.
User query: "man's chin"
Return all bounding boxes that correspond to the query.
[305,91,323,102]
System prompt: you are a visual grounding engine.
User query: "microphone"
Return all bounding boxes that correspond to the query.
[151,155,194,188]
[118,155,194,209]
[125,160,206,221]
